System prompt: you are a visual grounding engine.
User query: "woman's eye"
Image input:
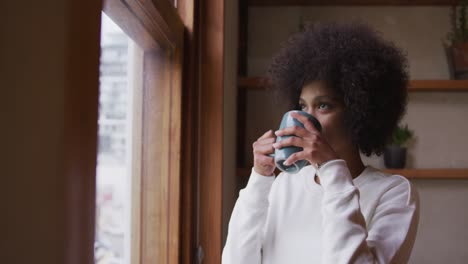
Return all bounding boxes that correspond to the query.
[318,103,331,110]
[299,104,306,110]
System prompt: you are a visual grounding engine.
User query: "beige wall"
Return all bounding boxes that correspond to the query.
[248,6,452,78]
[2,2,68,263]
[1,0,102,262]
[244,6,468,263]
[1,1,97,263]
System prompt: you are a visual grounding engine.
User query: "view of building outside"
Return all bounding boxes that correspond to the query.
[95,13,133,264]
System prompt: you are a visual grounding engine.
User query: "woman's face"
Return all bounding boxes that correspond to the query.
[298,81,352,156]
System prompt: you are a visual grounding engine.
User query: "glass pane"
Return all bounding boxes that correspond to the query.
[95,13,142,264]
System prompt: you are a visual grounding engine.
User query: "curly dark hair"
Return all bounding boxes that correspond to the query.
[266,22,409,156]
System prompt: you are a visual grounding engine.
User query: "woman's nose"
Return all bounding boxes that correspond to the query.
[305,109,315,116]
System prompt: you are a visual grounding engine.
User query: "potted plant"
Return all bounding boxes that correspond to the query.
[447,0,468,79]
[384,124,414,169]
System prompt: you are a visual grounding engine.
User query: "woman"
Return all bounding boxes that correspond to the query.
[222,22,419,264]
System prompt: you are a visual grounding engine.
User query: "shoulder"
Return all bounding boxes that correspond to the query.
[358,167,418,207]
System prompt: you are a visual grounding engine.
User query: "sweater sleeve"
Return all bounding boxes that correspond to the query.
[222,168,276,264]
[319,160,419,264]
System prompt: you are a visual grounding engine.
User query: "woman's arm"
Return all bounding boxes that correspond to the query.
[319,160,419,264]
[222,168,276,264]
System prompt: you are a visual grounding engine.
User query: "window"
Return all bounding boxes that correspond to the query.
[47,0,222,263]
[95,13,143,264]
[98,0,185,262]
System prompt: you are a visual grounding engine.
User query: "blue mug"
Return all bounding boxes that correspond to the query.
[272,110,322,174]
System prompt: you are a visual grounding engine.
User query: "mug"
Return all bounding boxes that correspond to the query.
[271,110,322,174]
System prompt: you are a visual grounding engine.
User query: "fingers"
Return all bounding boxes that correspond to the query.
[282,141,339,166]
[289,111,320,134]
[275,125,310,138]
[253,138,276,155]
[253,130,276,155]
[258,129,274,140]
[283,149,316,166]
[255,155,274,165]
[253,131,277,176]
[272,136,305,149]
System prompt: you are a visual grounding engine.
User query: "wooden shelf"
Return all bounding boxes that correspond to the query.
[249,0,457,6]
[238,77,468,92]
[408,80,468,91]
[237,166,468,179]
[384,169,468,179]
[238,77,269,90]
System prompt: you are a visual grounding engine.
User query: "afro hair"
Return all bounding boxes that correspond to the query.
[266,22,409,156]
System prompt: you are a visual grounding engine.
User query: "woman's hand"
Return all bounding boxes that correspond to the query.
[273,112,339,168]
[253,130,276,176]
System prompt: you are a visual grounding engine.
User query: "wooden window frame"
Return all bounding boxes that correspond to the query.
[102,0,184,263]
[177,0,225,262]
[197,0,225,263]
[65,0,224,263]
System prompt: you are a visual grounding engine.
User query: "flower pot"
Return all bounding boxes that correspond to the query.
[384,145,407,169]
[450,42,468,79]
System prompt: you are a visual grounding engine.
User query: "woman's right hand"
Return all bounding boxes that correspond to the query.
[253,130,276,176]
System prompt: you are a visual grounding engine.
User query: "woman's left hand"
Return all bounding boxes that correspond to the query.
[273,111,339,167]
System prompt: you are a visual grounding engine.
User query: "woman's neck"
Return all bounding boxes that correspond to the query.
[315,149,365,185]
[342,150,366,179]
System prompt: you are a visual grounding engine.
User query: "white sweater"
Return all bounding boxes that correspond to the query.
[222,159,419,264]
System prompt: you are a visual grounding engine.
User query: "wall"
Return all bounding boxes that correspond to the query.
[1,1,99,263]
[1,2,68,263]
[245,6,468,263]
[2,0,242,261]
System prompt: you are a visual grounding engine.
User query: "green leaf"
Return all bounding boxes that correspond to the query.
[391,124,414,147]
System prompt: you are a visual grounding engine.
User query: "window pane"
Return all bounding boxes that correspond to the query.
[95,13,142,264]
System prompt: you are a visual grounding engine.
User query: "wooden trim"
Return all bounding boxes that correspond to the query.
[104,0,184,50]
[103,0,159,50]
[139,50,177,264]
[137,45,183,264]
[238,76,268,90]
[139,51,164,263]
[177,0,199,263]
[128,42,144,264]
[168,38,184,264]
[146,0,185,47]
[239,77,468,92]
[104,0,185,263]
[64,1,102,263]
[237,166,468,179]
[409,80,468,91]
[383,169,468,179]
[199,0,225,262]
[248,0,457,6]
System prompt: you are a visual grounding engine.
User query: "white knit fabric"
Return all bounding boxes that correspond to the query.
[222,160,419,264]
